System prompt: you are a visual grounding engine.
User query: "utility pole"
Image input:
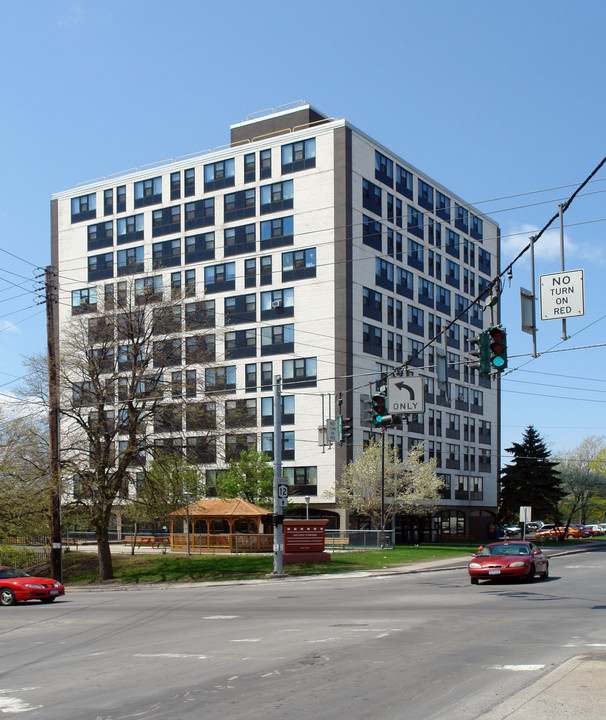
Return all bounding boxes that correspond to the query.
[45,266,62,582]
[272,374,285,575]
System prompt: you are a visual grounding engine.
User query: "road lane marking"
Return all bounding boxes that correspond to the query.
[231,638,260,643]
[134,653,208,659]
[204,615,239,619]
[489,664,545,671]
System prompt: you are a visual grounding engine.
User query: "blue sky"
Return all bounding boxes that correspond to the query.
[1,0,606,461]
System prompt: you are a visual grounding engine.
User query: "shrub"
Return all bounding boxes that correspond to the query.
[0,545,36,568]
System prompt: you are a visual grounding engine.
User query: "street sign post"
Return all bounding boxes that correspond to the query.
[277,478,289,508]
[539,269,584,321]
[387,376,425,415]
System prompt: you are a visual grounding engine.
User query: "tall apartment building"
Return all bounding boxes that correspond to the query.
[51,102,500,541]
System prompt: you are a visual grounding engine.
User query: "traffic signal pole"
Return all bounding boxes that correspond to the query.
[271,374,284,576]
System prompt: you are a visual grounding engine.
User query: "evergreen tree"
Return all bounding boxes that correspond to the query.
[499,425,563,523]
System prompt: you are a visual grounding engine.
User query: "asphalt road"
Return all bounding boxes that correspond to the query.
[2,549,606,719]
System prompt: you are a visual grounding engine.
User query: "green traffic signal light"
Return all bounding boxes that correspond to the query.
[372,391,387,427]
[488,325,507,373]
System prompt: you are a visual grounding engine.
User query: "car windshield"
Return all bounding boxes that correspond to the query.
[477,544,530,557]
[0,568,30,579]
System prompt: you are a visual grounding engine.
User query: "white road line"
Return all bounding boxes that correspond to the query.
[230,638,260,643]
[134,653,208,659]
[203,615,239,619]
[489,664,545,671]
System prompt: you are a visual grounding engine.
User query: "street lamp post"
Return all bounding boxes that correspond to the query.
[305,496,310,520]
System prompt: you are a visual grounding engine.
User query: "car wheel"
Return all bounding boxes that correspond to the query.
[470,577,479,585]
[540,563,549,579]
[524,564,536,583]
[0,588,16,606]
[566,534,574,539]
[40,597,55,604]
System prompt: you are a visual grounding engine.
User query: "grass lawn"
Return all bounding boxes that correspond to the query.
[60,544,479,585]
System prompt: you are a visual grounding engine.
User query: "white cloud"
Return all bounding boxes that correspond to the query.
[501,222,604,266]
[0,321,21,335]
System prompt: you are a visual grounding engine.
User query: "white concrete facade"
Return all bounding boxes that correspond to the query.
[51,103,500,539]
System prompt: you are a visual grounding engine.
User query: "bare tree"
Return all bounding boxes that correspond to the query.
[59,278,219,580]
[557,436,606,525]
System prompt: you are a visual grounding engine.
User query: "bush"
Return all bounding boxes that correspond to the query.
[0,545,36,568]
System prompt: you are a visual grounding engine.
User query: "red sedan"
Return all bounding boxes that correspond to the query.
[0,567,65,605]
[468,541,549,585]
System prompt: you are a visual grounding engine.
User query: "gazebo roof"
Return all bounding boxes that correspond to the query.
[170,497,270,518]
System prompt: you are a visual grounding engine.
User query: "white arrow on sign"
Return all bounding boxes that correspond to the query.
[387,376,425,415]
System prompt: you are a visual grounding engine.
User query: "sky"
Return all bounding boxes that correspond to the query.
[1,0,606,463]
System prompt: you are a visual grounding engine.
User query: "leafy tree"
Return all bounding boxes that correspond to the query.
[215,449,273,507]
[499,426,563,524]
[0,407,50,537]
[556,436,606,524]
[335,439,442,530]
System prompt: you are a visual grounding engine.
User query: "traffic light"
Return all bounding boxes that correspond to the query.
[488,325,507,374]
[469,330,490,376]
[339,417,352,445]
[372,390,387,426]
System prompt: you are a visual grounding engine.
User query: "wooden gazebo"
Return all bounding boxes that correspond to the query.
[169,498,272,553]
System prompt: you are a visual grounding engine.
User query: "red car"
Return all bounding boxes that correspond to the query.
[468,541,549,585]
[0,567,65,605]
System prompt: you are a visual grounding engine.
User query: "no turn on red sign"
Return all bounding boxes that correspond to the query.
[539,269,584,321]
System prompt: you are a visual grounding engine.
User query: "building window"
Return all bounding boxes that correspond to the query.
[224,224,256,257]
[204,262,236,293]
[224,189,255,222]
[362,179,382,216]
[185,232,215,264]
[408,305,424,336]
[134,177,162,208]
[225,294,256,325]
[418,278,434,308]
[185,369,197,397]
[185,402,216,431]
[362,216,382,251]
[225,434,257,462]
[152,305,181,335]
[103,189,113,216]
[245,363,257,392]
[260,216,293,250]
[88,253,113,282]
[225,328,256,360]
[408,205,424,239]
[117,246,144,276]
[478,248,491,276]
[171,272,182,300]
[407,238,424,271]
[418,180,434,211]
[71,193,96,223]
[375,258,394,291]
[205,365,236,391]
[395,166,413,198]
[261,431,295,461]
[153,338,182,368]
[470,214,483,240]
[260,180,293,214]
[375,151,393,187]
[244,153,256,183]
[455,204,469,233]
[260,149,272,178]
[282,248,316,282]
[446,229,460,258]
[282,357,317,387]
[186,436,216,464]
[71,287,97,314]
[446,260,460,289]
[260,323,294,355]
[184,168,195,197]
[135,275,162,304]
[363,287,382,322]
[260,256,272,286]
[204,158,235,191]
[363,323,382,357]
[153,239,181,269]
[87,221,113,251]
[152,205,181,237]
[245,258,256,288]
[186,334,216,364]
[281,138,316,173]
[396,267,414,299]
[436,191,451,222]
[283,466,317,495]
[226,399,257,428]
[116,185,126,213]
[184,198,215,230]
[170,171,181,200]
[117,214,144,244]
[260,361,273,390]
[185,300,215,331]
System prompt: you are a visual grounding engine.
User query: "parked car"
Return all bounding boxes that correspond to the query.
[535,524,591,540]
[524,522,542,534]
[503,525,521,537]
[0,567,65,606]
[583,525,604,536]
[468,541,549,584]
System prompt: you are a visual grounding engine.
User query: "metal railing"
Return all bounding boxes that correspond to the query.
[325,530,395,551]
